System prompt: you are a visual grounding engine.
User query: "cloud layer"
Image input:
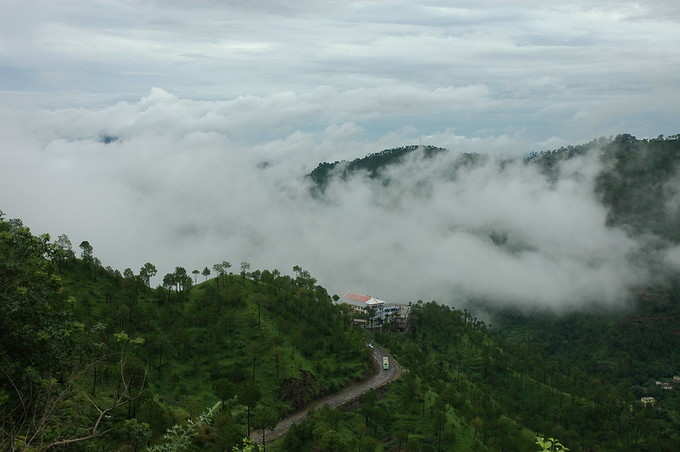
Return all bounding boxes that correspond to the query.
[2,2,679,309]
[0,90,664,310]
[2,1,680,142]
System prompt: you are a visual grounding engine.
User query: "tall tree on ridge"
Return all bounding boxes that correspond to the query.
[79,240,93,262]
[174,267,188,292]
[139,262,157,287]
[240,262,250,280]
[222,261,232,285]
[213,263,224,287]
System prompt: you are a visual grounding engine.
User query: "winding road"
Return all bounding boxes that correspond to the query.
[250,345,402,445]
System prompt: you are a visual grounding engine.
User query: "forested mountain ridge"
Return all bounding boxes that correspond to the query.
[532,134,680,243]
[0,213,370,450]
[2,133,680,451]
[281,300,680,451]
[310,134,680,243]
[287,134,680,450]
[309,145,447,193]
[3,210,680,451]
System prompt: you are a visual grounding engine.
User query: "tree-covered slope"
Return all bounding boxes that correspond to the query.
[279,301,680,451]
[309,145,447,193]
[0,212,370,451]
[3,207,680,451]
[310,134,680,243]
[3,133,680,451]
[530,134,680,242]
[291,134,680,451]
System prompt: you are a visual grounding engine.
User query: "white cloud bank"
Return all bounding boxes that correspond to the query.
[1,89,668,310]
[2,0,680,142]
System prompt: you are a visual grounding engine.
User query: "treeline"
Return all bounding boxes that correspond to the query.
[0,212,370,450]
[309,145,447,193]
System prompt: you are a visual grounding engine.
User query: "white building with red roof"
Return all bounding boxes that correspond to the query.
[339,292,402,327]
[343,293,385,307]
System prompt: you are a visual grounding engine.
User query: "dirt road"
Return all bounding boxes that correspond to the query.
[250,345,402,445]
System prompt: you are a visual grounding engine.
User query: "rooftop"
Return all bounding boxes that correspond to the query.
[344,293,371,302]
[342,293,385,305]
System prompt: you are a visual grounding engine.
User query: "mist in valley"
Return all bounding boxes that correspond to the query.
[3,90,678,311]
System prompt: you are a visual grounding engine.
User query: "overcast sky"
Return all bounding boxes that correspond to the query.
[2,0,680,141]
[2,1,679,308]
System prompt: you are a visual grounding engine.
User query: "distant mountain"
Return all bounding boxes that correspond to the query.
[309,144,447,191]
[4,132,680,449]
[310,134,680,243]
[533,134,680,243]
[7,210,678,451]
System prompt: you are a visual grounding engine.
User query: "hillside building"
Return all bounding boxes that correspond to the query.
[338,292,409,328]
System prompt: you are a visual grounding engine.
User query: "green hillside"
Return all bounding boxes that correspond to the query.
[4,211,680,451]
[310,134,680,243]
[309,145,447,194]
[282,134,680,451]
[0,213,370,450]
[531,134,680,242]
[3,133,680,451]
[279,301,680,451]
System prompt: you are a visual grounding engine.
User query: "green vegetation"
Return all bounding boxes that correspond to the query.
[310,134,680,243]
[3,208,680,451]
[279,301,680,451]
[3,133,680,450]
[0,212,369,450]
[309,145,447,194]
[535,435,569,452]
[283,134,680,451]
[530,133,680,242]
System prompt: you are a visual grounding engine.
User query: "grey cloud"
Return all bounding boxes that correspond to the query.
[1,0,678,146]
[1,2,679,309]
[0,91,670,311]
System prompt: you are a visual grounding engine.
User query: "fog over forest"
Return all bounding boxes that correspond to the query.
[2,89,679,310]
[5,3,680,451]
[3,1,680,310]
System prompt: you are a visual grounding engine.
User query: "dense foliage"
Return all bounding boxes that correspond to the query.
[530,133,680,242]
[0,212,369,450]
[3,133,680,450]
[310,134,680,244]
[284,134,680,451]
[309,145,446,193]
[280,301,680,451]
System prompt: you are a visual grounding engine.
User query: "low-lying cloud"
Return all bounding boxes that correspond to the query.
[0,90,674,310]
